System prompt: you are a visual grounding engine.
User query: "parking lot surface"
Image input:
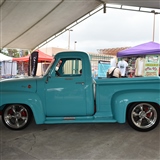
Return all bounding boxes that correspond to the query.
[0,118,160,160]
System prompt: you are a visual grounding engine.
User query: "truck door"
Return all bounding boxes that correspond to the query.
[45,58,90,117]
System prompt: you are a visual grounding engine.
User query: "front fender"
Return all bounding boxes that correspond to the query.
[0,92,45,124]
[111,89,160,123]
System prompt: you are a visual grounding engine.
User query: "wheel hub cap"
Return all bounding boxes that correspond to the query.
[16,112,21,118]
[139,111,146,118]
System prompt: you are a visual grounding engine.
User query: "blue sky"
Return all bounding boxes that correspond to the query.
[43,7,160,53]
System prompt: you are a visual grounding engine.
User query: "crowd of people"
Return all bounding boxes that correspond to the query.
[107,56,160,78]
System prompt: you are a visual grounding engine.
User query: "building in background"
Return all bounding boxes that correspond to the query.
[97,47,130,56]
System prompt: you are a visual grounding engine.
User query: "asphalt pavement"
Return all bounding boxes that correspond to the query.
[0,118,160,160]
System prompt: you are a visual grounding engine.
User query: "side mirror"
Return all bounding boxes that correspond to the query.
[45,73,51,83]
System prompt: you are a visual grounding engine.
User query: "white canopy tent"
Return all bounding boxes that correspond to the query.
[0,0,159,50]
[0,53,13,62]
[0,53,17,77]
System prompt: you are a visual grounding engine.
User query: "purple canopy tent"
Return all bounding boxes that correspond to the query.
[117,41,160,57]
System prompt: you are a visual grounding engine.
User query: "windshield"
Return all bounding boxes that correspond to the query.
[43,59,55,76]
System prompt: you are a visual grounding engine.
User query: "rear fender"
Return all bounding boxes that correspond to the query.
[111,89,160,123]
[0,92,45,124]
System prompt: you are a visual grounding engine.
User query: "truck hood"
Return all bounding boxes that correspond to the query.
[0,76,39,93]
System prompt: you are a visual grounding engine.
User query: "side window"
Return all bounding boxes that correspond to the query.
[62,59,82,76]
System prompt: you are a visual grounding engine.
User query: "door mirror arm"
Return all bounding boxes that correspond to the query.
[45,74,51,83]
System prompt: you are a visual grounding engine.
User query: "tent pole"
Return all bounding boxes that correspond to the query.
[151,10,158,42]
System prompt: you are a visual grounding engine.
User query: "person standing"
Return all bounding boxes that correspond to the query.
[110,57,118,67]
[118,58,128,77]
[107,67,121,78]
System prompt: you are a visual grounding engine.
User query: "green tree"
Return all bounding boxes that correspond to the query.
[0,48,29,57]
[7,49,19,57]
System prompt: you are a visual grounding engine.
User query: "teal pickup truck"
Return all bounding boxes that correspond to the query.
[0,51,160,131]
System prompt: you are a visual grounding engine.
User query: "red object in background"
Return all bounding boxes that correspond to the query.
[13,50,53,62]
[129,72,133,78]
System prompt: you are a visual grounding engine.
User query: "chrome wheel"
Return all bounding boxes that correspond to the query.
[128,103,159,132]
[2,104,32,130]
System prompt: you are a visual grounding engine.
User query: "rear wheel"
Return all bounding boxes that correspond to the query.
[2,104,32,130]
[127,102,159,132]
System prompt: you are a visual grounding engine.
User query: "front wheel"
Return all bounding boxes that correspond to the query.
[2,104,32,130]
[127,103,159,132]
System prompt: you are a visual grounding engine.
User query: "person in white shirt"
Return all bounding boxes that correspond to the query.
[118,59,128,77]
[110,57,118,67]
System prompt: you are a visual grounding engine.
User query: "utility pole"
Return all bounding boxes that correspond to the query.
[151,10,158,42]
[68,29,73,50]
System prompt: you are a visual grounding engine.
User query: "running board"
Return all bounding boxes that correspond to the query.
[44,116,116,124]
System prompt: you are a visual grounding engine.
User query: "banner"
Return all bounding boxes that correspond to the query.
[28,56,31,76]
[98,60,110,78]
[144,55,159,77]
[28,51,38,76]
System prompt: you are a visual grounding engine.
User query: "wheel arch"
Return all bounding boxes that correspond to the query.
[0,92,45,124]
[111,89,160,123]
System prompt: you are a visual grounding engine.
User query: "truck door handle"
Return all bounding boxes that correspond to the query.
[65,78,73,80]
[76,82,84,85]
